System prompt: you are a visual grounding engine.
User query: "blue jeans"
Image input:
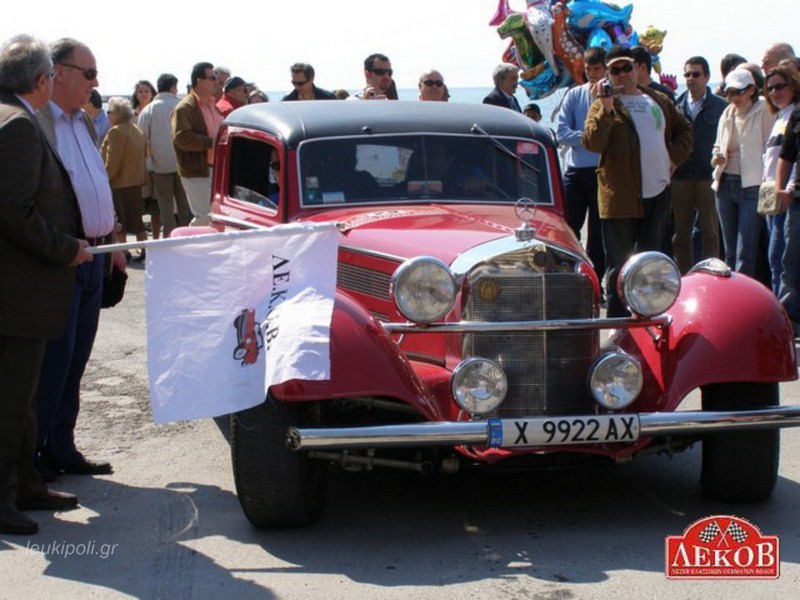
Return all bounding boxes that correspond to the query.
[35,256,105,466]
[780,199,800,323]
[602,187,671,317]
[767,212,787,294]
[715,174,762,277]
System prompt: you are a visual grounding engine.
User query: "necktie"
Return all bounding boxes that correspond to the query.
[509,95,521,112]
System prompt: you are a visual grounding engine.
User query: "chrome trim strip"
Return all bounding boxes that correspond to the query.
[288,406,800,450]
[382,315,670,334]
[451,234,586,276]
[340,244,405,263]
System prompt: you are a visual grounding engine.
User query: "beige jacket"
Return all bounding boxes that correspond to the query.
[101,121,147,189]
[712,98,775,190]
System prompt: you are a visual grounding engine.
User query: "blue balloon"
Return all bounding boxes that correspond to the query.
[566,1,633,33]
[586,27,612,50]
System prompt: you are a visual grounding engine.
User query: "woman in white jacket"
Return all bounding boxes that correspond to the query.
[712,68,775,276]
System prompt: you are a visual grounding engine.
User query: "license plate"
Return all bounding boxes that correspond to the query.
[488,415,640,448]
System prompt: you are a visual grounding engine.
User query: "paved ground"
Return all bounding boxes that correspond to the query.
[1,262,799,599]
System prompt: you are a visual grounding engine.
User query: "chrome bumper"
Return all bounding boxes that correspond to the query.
[287,406,800,451]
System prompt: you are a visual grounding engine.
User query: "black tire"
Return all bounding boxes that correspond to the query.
[701,382,779,502]
[231,396,326,528]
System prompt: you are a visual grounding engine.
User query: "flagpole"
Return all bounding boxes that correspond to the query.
[85,221,341,255]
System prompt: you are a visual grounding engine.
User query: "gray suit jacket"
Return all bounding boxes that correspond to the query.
[0,93,82,338]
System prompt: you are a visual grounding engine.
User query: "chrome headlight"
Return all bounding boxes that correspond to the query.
[619,252,681,317]
[451,358,508,416]
[589,353,643,410]
[391,257,457,323]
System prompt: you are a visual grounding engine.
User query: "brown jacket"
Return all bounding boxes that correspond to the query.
[582,85,692,219]
[101,121,147,189]
[0,93,81,339]
[171,92,214,178]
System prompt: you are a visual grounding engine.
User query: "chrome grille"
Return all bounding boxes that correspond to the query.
[464,271,597,418]
[338,263,391,300]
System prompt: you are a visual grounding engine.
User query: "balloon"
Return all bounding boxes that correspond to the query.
[552,2,586,84]
[497,13,545,71]
[566,1,633,32]
[586,26,612,50]
[490,1,663,99]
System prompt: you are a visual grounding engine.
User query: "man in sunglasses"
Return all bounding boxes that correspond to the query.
[282,63,335,101]
[583,45,692,317]
[34,38,122,478]
[171,61,222,226]
[357,53,396,100]
[672,56,726,273]
[418,69,446,102]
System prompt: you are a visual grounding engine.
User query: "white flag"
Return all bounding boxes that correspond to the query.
[145,223,338,423]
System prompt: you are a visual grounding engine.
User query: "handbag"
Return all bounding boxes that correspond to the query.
[101,264,128,308]
[757,181,784,216]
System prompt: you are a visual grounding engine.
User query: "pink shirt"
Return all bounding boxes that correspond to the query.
[194,91,224,165]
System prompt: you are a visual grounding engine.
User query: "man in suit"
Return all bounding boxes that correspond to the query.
[0,34,91,535]
[483,63,522,112]
[34,38,122,480]
[172,62,222,226]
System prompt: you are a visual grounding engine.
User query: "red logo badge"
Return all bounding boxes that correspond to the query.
[666,515,779,579]
[232,308,263,366]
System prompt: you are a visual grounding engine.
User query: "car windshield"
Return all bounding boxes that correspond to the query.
[298,134,552,207]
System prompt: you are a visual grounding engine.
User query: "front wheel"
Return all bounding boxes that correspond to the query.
[701,382,779,502]
[231,396,326,528]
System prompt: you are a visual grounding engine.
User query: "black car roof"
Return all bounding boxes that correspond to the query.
[224,100,554,149]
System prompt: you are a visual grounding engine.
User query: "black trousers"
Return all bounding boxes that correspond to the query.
[0,335,48,508]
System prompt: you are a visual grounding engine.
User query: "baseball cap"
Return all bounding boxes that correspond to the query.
[724,68,755,90]
[224,76,252,92]
[605,45,634,67]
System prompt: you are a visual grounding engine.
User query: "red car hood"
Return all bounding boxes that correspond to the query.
[296,204,583,265]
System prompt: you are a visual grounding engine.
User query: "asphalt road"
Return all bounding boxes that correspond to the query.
[2,263,799,599]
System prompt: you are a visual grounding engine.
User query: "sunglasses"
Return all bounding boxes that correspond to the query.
[421,79,444,87]
[608,62,634,76]
[683,71,703,79]
[291,79,309,86]
[59,63,98,81]
[725,86,751,97]
[269,160,280,170]
[767,81,789,93]
[369,68,393,77]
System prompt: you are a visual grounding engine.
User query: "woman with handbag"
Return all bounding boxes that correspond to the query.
[762,64,800,292]
[712,68,775,277]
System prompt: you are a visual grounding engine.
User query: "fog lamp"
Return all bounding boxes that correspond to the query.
[589,353,643,410]
[451,358,508,416]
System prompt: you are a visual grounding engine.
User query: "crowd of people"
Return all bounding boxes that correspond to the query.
[554,41,800,321]
[3,30,800,537]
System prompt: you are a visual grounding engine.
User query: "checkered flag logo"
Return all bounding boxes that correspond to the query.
[726,521,749,544]
[698,521,722,543]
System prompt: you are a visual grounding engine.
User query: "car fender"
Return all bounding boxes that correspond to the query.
[615,272,797,411]
[269,290,443,419]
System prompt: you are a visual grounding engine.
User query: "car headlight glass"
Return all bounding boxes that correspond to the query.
[391,257,457,323]
[619,252,681,317]
[589,353,643,410]
[451,358,508,416]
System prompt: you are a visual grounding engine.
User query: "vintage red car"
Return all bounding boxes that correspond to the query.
[203,100,800,528]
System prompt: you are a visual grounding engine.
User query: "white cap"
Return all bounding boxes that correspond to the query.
[724,68,756,90]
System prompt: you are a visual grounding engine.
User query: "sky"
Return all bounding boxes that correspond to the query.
[2,1,795,96]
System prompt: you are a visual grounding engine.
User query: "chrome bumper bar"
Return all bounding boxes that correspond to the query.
[287,406,800,450]
[381,315,670,334]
